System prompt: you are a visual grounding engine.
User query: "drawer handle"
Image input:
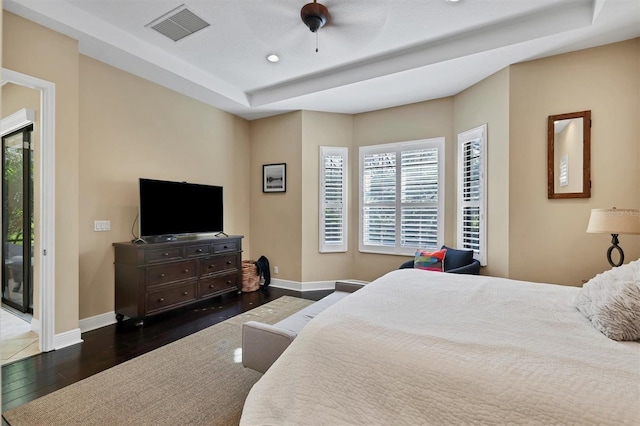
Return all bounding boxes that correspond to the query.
[226,261,232,265]
[209,264,215,269]
[163,252,169,257]
[223,245,229,249]
[227,280,232,284]
[182,291,188,296]
[196,248,203,253]
[160,273,166,278]
[159,297,165,302]
[183,269,189,273]
[209,284,215,288]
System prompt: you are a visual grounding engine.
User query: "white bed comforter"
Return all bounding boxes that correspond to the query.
[241,270,640,425]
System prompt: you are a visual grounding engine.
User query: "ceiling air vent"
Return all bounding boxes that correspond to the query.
[146,4,210,42]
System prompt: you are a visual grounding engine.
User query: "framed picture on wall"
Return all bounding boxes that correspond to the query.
[263,163,286,193]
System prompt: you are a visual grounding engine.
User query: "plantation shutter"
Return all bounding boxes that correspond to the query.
[400,147,440,249]
[457,124,487,265]
[362,150,396,248]
[360,138,444,255]
[319,146,348,252]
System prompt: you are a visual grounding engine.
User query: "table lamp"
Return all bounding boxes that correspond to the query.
[586,208,640,267]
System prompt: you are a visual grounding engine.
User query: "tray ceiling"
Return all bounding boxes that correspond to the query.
[4,0,639,120]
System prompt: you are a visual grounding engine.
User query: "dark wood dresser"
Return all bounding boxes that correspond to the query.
[113,235,243,323]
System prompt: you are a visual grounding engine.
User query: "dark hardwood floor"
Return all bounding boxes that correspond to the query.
[1,287,332,420]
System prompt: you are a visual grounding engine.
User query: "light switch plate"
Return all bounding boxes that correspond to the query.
[94,220,111,231]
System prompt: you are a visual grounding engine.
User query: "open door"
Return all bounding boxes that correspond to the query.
[2,125,34,313]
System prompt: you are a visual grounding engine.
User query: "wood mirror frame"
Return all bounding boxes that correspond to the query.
[547,110,591,199]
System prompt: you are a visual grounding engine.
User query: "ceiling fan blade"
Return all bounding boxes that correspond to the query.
[324,0,392,27]
[239,3,301,41]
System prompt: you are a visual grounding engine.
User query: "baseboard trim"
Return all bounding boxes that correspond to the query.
[80,311,117,333]
[54,328,83,350]
[31,317,41,334]
[75,280,359,334]
[269,279,352,292]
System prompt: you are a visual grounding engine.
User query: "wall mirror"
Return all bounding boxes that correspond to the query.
[547,110,591,199]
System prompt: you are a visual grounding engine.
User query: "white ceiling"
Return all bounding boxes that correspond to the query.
[4,0,639,120]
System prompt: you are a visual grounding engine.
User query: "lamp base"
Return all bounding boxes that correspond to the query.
[606,234,624,267]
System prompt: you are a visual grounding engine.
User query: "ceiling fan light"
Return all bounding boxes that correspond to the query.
[301,1,329,33]
[304,15,325,32]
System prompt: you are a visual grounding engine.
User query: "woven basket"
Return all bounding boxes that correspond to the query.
[241,260,260,292]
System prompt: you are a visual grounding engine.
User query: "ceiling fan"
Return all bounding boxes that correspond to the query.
[301,0,330,52]
[242,1,390,56]
[298,0,390,53]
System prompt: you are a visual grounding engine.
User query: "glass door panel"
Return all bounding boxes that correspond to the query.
[2,127,33,313]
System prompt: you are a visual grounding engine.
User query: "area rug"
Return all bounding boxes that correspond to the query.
[2,296,314,426]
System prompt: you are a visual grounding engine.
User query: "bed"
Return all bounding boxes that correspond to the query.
[240,266,640,425]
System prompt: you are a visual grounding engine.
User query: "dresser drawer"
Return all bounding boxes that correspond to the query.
[200,254,239,275]
[145,260,197,287]
[199,274,238,298]
[146,282,196,313]
[145,247,183,263]
[185,244,210,258]
[212,241,239,253]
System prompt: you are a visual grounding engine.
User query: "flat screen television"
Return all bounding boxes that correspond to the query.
[139,178,223,239]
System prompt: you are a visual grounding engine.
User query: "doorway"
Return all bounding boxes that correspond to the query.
[1,68,56,353]
[2,125,34,314]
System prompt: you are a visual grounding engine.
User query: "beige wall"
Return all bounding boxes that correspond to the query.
[249,112,303,282]
[509,39,640,286]
[300,111,354,282]
[453,67,510,278]
[351,98,455,281]
[0,83,39,120]
[78,56,251,319]
[4,12,80,333]
[4,12,252,325]
[248,110,354,285]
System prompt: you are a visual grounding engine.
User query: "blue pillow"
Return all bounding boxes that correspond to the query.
[441,245,474,271]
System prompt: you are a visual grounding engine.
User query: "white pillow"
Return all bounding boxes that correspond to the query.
[575,259,640,341]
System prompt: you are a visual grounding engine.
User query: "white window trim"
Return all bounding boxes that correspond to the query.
[0,108,35,137]
[457,124,487,266]
[319,146,348,253]
[359,138,445,256]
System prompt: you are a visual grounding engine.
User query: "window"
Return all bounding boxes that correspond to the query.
[359,138,445,255]
[457,124,487,265]
[319,146,348,252]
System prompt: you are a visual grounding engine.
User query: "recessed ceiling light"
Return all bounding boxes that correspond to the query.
[446,0,461,2]
[266,54,280,63]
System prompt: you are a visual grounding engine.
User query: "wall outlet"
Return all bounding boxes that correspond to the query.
[94,220,111,231]
[273,266,279,274]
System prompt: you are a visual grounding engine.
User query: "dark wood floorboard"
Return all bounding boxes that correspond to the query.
[1,287,331,421]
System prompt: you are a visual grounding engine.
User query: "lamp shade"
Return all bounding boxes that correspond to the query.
[586,208,640,234]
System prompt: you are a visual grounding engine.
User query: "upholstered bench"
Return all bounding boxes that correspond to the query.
[242,281,365,373]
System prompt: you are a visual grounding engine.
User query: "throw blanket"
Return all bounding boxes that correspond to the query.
[241,269,640,425]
